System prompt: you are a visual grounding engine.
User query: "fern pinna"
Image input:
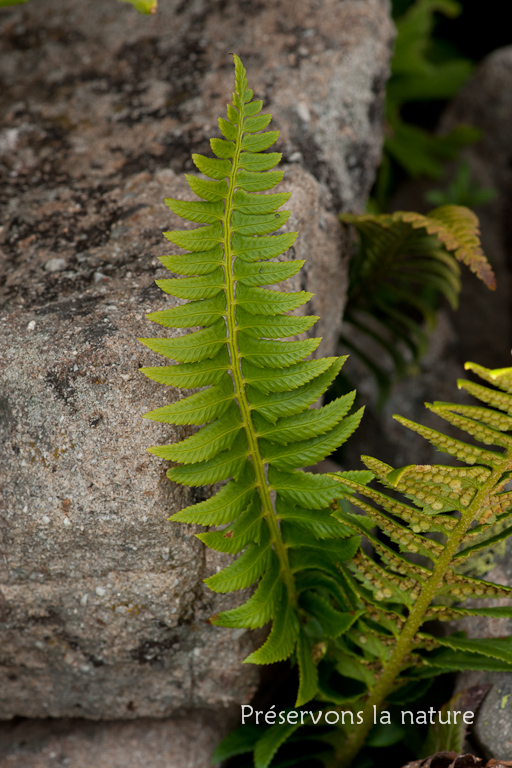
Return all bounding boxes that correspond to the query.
[322,361,512,767]
[139,55,366,706]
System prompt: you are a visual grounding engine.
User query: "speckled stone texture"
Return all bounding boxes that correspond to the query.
[0,0,393,755]
[0,2,393,316]
[0,266,261,721]
[0,714,230,768]
[0,163,343,721]
[452,538,512,762]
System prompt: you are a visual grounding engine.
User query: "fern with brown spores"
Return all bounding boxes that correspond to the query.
[323,360,512,767]
[139,54,367,707]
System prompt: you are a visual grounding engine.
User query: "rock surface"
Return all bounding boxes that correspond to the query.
[0,713,229,768]
[439,45,512,371]
[0,1,393,317]
[0,164,342,721]
[0,0,393,749]
[452,538,512,762]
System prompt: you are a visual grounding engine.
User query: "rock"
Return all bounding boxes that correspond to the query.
[0,0,393,740]
[0,0,393,312]
[473,678,512,762]
[44,258,67,273]
[0,163,347,722]
[0,712,230,768]
[0,257,262,721]
[452,539,512,762]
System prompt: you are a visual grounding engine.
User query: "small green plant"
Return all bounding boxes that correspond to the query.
[425,160,497,208]
[374,0,479,209]
[140,56,512,768]
[340,205,495,404]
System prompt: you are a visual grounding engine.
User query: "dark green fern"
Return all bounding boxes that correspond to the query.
[340,206,495,405]
[140,55,367,706]
[374,0,479,209]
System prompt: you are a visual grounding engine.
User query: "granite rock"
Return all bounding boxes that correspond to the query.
[0,0,393,732]
[0,0,393,311]
[452,539,512,762]
[0,713,230,768]
[1,163,346,721]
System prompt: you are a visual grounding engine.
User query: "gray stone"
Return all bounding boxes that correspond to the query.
[0,712,231,768]
[452,539,512,761]
[0,0,393,743]
[439,45,512,370]
[0,163,348,721]
[0,0,393,312]
[0,256,261,721]
[44,258,67,273]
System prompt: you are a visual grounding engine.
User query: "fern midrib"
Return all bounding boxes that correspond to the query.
[223,102,297,608]
[333,461,506,768]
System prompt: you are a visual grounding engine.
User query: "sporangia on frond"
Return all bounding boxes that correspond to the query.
[140,55,366,706]
[325,360,512,767]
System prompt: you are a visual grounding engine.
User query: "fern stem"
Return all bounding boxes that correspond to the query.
[223,102,297,608]
[332,465,502,768]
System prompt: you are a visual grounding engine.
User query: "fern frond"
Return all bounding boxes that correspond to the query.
[399,206,495,288]
[340,206,494,404]
[327,358,512,767]
[140,55,364,706]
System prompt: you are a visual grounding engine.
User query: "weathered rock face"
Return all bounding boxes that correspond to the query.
[0,271,259,721]
[0,0,393,735]
[452,539,512,762]
[0,0,394,314]
[0,164,342,721]
[0,713,230,768]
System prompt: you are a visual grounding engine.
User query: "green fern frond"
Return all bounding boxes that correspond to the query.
[340,206,494,404]
[140,55,364,706]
